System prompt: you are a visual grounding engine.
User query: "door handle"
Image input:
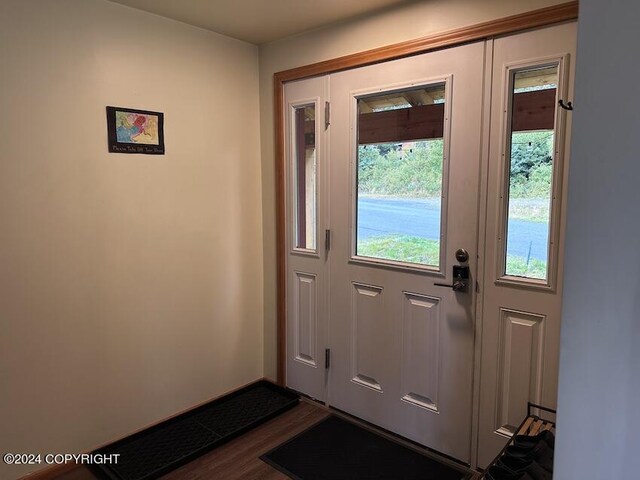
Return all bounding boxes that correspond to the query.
[434,265,470,293]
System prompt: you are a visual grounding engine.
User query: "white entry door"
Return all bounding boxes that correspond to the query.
[328,41,485,462]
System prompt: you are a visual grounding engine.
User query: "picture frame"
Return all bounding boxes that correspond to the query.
[106,106,165,154]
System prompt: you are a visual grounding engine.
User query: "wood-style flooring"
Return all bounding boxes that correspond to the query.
[51,399,479,479]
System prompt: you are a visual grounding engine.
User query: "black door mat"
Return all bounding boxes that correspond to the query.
[91,380,298,480]
[261,415,473,480]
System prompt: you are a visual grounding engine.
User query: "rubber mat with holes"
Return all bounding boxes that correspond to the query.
[91,381,299,480]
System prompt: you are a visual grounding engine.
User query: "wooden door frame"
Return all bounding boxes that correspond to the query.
[274,2,579,385]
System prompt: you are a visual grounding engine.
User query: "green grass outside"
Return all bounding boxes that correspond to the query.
[358,235,441,266]
[504,254,547,279]
[358,235,546,279]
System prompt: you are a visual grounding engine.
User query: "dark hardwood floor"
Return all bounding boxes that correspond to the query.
[51,399,479,479]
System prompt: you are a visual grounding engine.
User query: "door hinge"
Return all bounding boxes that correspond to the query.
[324,101,330,129]
[476,280,480,293]
[325,229,331,252]
[325,348,331,369]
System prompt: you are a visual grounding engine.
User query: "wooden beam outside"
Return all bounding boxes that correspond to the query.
[357,89,555,145]
[358,104,445,144]
[512,88,556,132]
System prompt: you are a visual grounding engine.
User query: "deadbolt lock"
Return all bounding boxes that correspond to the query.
[434,265,470,293]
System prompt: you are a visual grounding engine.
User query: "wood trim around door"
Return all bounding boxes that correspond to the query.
[274,1,579,385]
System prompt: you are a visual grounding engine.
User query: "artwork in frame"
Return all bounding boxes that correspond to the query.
[106,106,165,154]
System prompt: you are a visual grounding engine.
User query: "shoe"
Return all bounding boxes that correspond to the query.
[485,464,535,480]
[504,440,554,472]
[513,430,555,450]
[498,456,552,480]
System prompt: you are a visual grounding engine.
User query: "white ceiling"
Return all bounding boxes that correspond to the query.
[108,0,411,45]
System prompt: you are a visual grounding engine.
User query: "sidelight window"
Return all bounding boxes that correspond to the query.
[503,65,559,281]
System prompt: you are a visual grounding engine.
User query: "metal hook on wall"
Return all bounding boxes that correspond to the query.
[558,99,574,111]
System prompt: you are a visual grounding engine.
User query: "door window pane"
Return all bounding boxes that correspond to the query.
[355,85,446,267]
[504,66,558,280]
[294,105,316,250]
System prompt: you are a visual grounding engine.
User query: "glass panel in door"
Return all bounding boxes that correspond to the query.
[355,84,446,268]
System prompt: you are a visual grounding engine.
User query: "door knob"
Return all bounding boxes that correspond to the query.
[455,248,469,263]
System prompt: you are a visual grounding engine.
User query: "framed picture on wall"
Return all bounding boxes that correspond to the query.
[106,106,165,154]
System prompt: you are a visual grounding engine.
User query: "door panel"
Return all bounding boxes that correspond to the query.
[292,272,319,366]
[351,282,387,391]
[495,308,546,436]
[401,292,441,412]
[477,22,576,467]
[328,41,486,462]
[284,76,329,402]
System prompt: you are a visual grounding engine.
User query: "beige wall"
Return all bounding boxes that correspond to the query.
[0,1,262,478]
[258,0,568,379]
